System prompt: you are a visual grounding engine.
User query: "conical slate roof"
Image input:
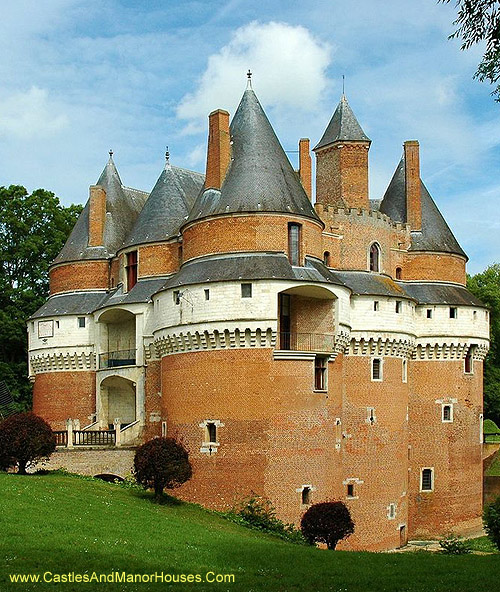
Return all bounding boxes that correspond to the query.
[53,155,148,264]
[314,95,370,151]
[123,161,204,248]
[187,88,320,224]
[379,157,466,258]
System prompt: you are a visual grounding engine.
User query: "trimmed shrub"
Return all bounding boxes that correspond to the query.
[301,501,355,550]
[484,495,500,550]
[133,437,192,500]
[0,412,56,474]
[439,534,472,555]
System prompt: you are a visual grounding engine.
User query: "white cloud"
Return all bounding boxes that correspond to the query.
[0,87,68,139]
[177,21,332,133]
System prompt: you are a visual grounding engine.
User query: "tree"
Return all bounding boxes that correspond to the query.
[0,412,56,474]
[0,186,82,411]
[441,1,500,100]
[133,437,192,500]
[484,495,500,550]
[300,501,355,550]
[467,264,500,423]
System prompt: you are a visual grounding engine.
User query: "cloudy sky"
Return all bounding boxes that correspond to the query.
[1,0,499,273]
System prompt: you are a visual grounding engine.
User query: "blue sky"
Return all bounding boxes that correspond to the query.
[1,0,499,274]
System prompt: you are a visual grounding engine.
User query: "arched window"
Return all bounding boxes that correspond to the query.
[323,251,331,267]
[369,243,380,272]
[395,267,402,280]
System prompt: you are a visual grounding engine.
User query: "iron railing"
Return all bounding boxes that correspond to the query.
[99,349,136,368]
[278,332,335,352]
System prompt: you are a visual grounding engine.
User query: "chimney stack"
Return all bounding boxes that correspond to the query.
[205,109,231,190]
[88,185,106,247]
[299,138,312,200]
[404,140,422,231]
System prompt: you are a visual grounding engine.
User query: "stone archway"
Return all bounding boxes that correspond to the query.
[99,375,136,429]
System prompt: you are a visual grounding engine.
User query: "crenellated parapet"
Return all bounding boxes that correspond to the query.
[30,348,96,374]
[348,335,415,358]
[412,340,489,361]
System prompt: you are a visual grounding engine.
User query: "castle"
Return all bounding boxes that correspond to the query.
[28,77,489,550]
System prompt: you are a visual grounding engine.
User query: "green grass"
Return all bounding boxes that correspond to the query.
[467,536,498,553]
[484,419,500,443]
[486,451,500,476]
[1,472,500,592]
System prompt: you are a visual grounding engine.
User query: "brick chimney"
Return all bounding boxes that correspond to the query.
[404,140,422,231]
[205,109,230,190]
[88,185,106,247]
[299,138,312,200]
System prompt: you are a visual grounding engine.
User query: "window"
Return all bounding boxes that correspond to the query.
[421,468,433,491]
[442,404,453,422]
[204,289,210,301]
[395,301,402,313]
[161,421,167,437]
[288,223,301,266]
[402,359,407,383]
[388,503,396,520]
[373,301,379,312]
[241,283,252,298]
[372,358,382,381]
[301,487,312,505]
[426,309,432,319]
[314,356,327,391]
[480,413,484,444]
[206,422,217,443]
[347,484,355,498]
[55,321,60,328]
[126,250,138,291]
[78,317,86,328]
[449,307,457,319]
[369,243,380,272]
[173,290,181,305]
[395,267,402,280]
[323,251,331,266]
[465,346,473,374]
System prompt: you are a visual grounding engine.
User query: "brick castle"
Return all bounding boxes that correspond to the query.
[28,77,489,550]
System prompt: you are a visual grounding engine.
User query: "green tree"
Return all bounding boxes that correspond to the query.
[441,1,500,100]
[300,501,355,550]
[467,263,500,423]
[0,186,82,411]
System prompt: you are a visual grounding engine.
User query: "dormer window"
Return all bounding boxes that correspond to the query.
[288,223,301,266]
[323,251,331,266]
[369,243,380,272]
[395,267,402,280]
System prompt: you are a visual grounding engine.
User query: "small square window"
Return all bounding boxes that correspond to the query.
[426,309,432,319]
[173,290,180,305]
[373,301,379,311]
[372,358,382,381]
[395,301,402,313]
[421,468,433,491]
[442,404,453,422]
[204,289,210,301]
[241,283,252,298]
[450,307,457,319]
[78,317,86,328]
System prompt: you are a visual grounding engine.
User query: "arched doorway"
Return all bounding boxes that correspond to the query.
[100,375,136,429]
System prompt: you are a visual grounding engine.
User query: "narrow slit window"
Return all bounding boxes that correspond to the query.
[323,251,330,266]
[388,503,396,519]
[465,347,473,374]
[204,289,210,301]
[126,250,138,291]
[372,358,382,381]
[442,404,452,422]
[373,301,379,312]
[301,487,311,505]
[395,267,402,280]
[402,359,407,383]
[367,407,376,425]
[78,317,86,328]
[288,223,301,266]
[347,483,355,498]
[173,290,181,305]
[395,301,402,313]
[207,422,217,443]
[449,307,457,319]
[426,309,432,319]
[369,243,380,272]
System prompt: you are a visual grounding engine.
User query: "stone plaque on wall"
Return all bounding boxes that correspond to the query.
[38,320,54,338]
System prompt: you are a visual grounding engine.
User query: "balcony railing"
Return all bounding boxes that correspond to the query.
[54,429,116,447]
[53,431,68,446]
[278,332,335,352]
[99,349,136,368]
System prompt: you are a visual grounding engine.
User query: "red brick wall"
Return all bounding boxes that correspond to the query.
[137,243,180,278]
[408,360,483,538]
[340,355,409,550]
[143,360,163,440]
[404,252,466,285]
[182,215,324,263]
[316,143,370,210]
[33,371,96,430]
[50,261,109,294]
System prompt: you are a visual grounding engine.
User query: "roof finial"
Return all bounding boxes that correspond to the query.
[246,69,253,90]
[342,74,345,97]
[166,146,170,163]
[108,148,114,161]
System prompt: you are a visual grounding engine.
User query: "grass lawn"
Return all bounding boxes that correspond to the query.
[486,451,500,476]
[1,472,499,592]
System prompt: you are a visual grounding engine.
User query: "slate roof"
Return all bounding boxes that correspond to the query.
[96,278,168,310]
[379,157,466,258]
[400,282,484,306]
[186,88,320,224]
[334,271,408,298]
[29,292,109,319]
[123,163,204,248]
[314,95,370,151]
[53,155,149,264]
